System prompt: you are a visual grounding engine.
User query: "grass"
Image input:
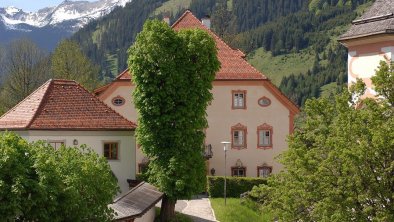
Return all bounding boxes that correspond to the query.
[154,207,193,222]
[210,198,274,222]
[247,47,315,86]
[153,0,191,16]
[320,82,339,98]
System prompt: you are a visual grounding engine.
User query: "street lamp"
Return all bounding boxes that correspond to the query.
[221,141,230,206]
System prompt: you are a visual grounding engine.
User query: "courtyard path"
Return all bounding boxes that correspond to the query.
[158,194,218,222]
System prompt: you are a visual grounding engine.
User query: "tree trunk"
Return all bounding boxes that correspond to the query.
[160,194,176,222]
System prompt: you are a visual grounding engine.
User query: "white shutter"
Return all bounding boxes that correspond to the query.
[238,130,243,145]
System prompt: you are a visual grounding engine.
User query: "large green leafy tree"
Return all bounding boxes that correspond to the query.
[248,62,394,221]
[0,132,118,221]
[51,39,100,91]
[128,20,220,221]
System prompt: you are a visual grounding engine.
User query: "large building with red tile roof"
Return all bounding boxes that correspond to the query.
[95,11,299,177]
[339,0,394,98]
[0,79,137,194]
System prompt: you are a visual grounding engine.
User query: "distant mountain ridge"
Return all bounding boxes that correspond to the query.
[0,0,132,50]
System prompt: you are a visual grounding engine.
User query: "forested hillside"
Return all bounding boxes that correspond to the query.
[71,0,374,106]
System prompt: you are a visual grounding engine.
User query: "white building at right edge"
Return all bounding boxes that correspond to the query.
[339,0,394,98]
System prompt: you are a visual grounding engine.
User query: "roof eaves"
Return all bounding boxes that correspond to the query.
[338,30,393,42]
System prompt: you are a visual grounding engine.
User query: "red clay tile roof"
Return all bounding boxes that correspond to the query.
[112,10,267,81]
[172,10,267,80]
[0,79,136,130]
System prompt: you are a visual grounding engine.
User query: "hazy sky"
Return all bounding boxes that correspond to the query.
[0,0,97,12]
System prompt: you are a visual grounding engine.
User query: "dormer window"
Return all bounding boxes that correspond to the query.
[112,96,125,106]
[232,90,246,109]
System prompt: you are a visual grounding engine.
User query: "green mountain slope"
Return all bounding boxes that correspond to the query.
[71,0,374,106]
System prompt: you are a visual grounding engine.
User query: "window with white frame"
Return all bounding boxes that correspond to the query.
[257,123,273,148]
[259,130,271,146]
[232,91,246,109]
[257,166,272,178]
[231,123,247,149]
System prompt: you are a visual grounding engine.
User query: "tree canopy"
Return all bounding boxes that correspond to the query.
[248,62,394,221]
[0,132,118,221]
[51,39,100,91]
[128,19,220,221]
[0,39,51,114]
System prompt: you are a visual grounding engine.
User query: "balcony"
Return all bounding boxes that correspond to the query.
[203,144,213,159]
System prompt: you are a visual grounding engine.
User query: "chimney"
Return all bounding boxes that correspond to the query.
[163,16,170,26]
[201,15,211,29]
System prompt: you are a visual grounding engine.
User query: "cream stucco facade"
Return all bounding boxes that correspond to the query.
[97,79,297,178]
[14,130,136,195]
[342,36,394,98]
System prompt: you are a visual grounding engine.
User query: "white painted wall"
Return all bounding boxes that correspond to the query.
[135,207,156,222]
[15,130,136,195]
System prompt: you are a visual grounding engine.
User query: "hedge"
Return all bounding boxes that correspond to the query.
[207,176,267,198]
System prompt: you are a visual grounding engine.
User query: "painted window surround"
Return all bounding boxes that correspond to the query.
[232,90,247,109]
[257,165,273,178]
[258,96,271,107]
[231,123,247,149]
[257,123,273,149]
[112,96,126,106]
[231,166,246,177]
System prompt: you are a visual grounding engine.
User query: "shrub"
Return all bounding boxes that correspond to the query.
[207,176,267,198]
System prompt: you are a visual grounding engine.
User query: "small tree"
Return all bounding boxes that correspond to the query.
[51,39,100,91]
[248,62,394,221]
[0,132,118,221]
[128,20,220,221]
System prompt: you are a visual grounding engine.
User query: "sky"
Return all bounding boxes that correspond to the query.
[0,0,96,12]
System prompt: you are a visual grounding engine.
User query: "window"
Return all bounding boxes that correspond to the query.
[104,142,119,160]
[231,167,246,177]
[257,123,273,149]
[112,96,125,106]
[257,166,272,178]
[231,123,247,149]
[258,96,271,107]
[232,90,246,109]
[48,140,65,150]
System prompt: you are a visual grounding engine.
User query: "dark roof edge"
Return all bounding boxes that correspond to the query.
[113,182,164,220]
[352,13,394,25]
[338,30,394,42]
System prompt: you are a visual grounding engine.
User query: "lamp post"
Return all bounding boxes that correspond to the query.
[221,141,230,206]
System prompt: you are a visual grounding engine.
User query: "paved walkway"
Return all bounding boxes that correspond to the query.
[157,194,218,222]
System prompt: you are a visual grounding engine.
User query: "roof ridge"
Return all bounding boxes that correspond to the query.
[353,13,394,25]
[172,10,268,80]
[171,10,192,29]
[26,79,54,129]
[74,81,137,128]
[0,79,53,128]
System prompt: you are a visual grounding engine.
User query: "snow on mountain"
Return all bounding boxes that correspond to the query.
[0,0,132,31]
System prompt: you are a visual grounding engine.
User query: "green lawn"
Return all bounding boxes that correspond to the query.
[210,198,273,222]
[247,47,314,86]
[153,0,191,16]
